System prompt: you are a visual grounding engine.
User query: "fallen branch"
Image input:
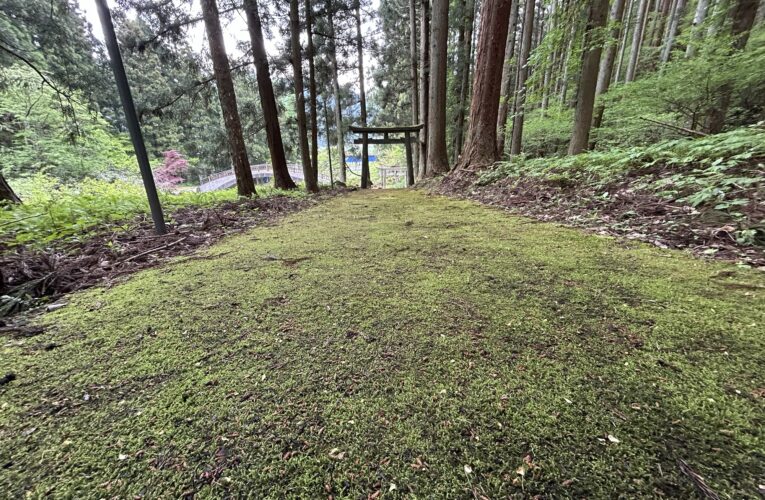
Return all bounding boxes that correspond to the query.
[639,117,708,137]
[120,236,188,264]
[677,459,720,500]
[0,213,45,228]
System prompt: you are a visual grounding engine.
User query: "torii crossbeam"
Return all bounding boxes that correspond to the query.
[349,124,424,187]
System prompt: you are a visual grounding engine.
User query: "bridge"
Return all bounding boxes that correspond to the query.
[198,164,331,192]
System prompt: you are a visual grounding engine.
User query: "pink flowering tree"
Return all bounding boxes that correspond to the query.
[154,150,189,189]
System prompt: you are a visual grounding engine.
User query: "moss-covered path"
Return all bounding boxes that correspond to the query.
[2,190,764,498]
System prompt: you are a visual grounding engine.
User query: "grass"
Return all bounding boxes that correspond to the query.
[1,190,763,498]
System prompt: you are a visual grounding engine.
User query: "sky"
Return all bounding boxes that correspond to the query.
[79,0,380,86]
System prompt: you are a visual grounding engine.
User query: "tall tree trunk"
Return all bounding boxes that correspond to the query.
[354,3,370,188]
[497,0,520,155]
[418,0,430,179]
[289,0,317,193]
[615,0,635,82]
[510,0,537,155]
[626,0,649,80]
[322,96,334,185]
[409,0,420,177]
[685,0,710,56]
[707,0,730,36]
[568,0,609,154]
[706,0,758,132]
[541,0,557,113]
[755,0,765,24]
[200,0,256,197]
[425,0,450,176]
[649,0,671,46]
[558,20,577,106]
[450,0,468,160]
[327,15,346,184]
[0,173,21,204]
[305,0,320,188]
[592,0,627,130]
[244,0,296,190]
[660,0,687,63]
[455,0,513,170]
[452,0,476,162]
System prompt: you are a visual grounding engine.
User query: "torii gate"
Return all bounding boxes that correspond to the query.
[349,124,423,188]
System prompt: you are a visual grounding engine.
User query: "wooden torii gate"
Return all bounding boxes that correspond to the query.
[349,124,423,188]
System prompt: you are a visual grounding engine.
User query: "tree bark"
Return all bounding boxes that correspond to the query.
[451,0,468,157]
[327,15,347,184]
[497,0,520,156]
[568,0,610,154]
[451,0,476,162]
[0,173,21,204]
[305,0,320,188]
[660,0,687,63]
[558,20,577,106]
[354,3,370,188]
[409,0,420,177]
[454,0,513,171]
[417,0,430,179]
[289,0,317,193]
[626,0,649,81]
[425,0,449,176]
[510,0,537,155]
[540,0,557,114]
[592,0,627,130]
[615,0,635,82]
[707,0,730,36]
[686,0,710,56]
[755,0,765,24]
[322,96,334,185]
[244,0,296,190]
[706,0,758,132]
[649,0,671,46]
[200,0,256,197]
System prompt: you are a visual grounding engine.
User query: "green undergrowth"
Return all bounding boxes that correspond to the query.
[482,127,765,245]
[0,175,306,247]
[1,190,763,497]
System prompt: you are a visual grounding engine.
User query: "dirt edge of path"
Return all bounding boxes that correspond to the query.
[431,173,765,268]
[0,189,348,319]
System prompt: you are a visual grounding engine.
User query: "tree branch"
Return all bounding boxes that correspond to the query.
[0,43,72,100]
[638,117,708,137]
[138,61,253,120]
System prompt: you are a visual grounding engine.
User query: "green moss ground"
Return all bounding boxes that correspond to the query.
[1,190,763,498]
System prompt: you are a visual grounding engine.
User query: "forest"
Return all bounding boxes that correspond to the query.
[1,0,764,497]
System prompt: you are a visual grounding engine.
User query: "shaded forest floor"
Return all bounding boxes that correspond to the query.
[1,190,763,498]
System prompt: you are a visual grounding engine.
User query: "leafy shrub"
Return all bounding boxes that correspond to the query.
[154,150,190,189]
[480,127,765,244]
[0,175,304,247]
[511,108,574,158]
